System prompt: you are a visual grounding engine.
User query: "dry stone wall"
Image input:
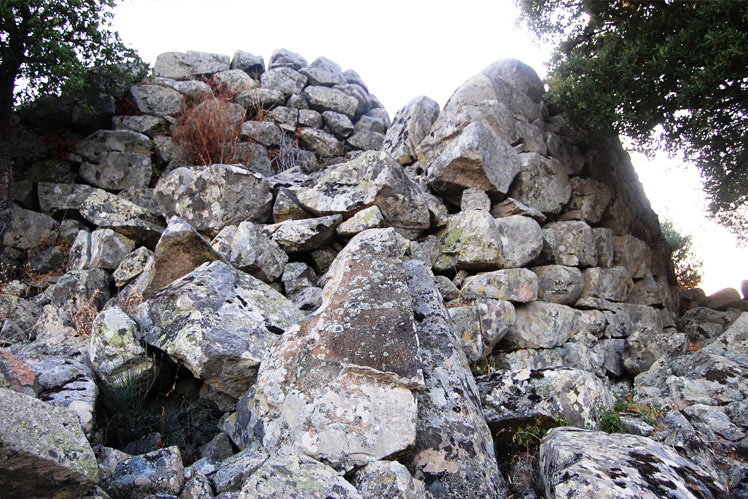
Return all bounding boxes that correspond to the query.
[1,48,746,498]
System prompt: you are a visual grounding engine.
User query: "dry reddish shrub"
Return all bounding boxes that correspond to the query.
[119,288,143,315]
[72,290,101,338]
[173,95,244,166]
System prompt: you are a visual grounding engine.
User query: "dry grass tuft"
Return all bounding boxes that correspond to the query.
[173,95,244,166]
[72,290,101,338]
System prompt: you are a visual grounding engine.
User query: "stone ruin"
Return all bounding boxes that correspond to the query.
[1,47,747,498]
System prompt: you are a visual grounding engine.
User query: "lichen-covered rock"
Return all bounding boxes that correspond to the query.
[239,120,282,147]
[260,67,308,96]
[244,229,421,471]
[624,307,685,375]
[296,151,430,232]
[3,204,60,249]
[87,306,152,390]
[478,367,615,431]
[383,95,440,165]
[448,298,515,361]
[154,164,272,235]
[154,51,230,80]
[298,127,344,158]
[427,121,521,203]
[38,182,97,214]
[213,68,258,93]
[79,152,152,191]
[353,460,427,499]
[336,205,385,237]
[101,446,184,499]
[434,210,503,271]
[263,214,342,252]
[503,301,577,350]
[461,268,538,303]
[239,451,363,499]
[494,215,543,268]
[43,268,111,314]
[0,387,99,498]
[581,267,633,302]
[537,427,728,498]
[541,221,597,268]
[75,130,152,162]
[79,189,165,247]
[141,216,226,298]
[593,227,615,268]
[211,442,270,494]
[112,114,167,137]
[402,261,506,498]
[113,247,153,287]
[0,350,36,396]
[322,110,354,138]
[68,228,135,271]
[211,220,287,282]
[508,152,571,215]
[134,261,303,398]
[532,265,585,305]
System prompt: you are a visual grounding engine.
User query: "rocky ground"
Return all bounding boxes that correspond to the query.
[1,48,746,498]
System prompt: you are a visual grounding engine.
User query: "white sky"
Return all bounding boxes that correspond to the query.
[112,0,748,295]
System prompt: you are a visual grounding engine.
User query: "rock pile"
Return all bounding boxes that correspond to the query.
[1,48,746,498]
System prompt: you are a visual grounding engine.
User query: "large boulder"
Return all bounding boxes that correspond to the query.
[541,221,597,268]
[448,298,515,361]
[0,388,99,498]
[478,367,615,431]
[79,189,165,247]
[242,229,422,472]
[130,84,184,117]
[537,427,728,498]
[154,51,230,80]
[383,95,440,165]
[79,151,152,191]
[211,220,288,282]
[426,121,520,203]
[508,152,571,215]
[433,210,503,271]
[134,261,303,398]
[154,164,273,235]
[296,151,430,232]
[3,204,60,249]
[532,265,585,305]
[503,301,577,350]
[402,261,507,498]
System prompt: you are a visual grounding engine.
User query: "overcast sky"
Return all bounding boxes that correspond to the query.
[112,0,747,295]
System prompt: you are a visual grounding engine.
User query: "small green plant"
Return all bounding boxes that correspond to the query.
[600,409,624,434]
[513,415,568,449]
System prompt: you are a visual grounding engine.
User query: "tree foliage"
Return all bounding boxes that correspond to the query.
[517,0,748,240]
[0,0,143,113]
[660,217,703,290]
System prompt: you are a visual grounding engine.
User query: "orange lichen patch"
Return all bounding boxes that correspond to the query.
[0,349,35,392]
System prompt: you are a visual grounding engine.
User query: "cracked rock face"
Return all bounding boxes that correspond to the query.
[244,229,422,472]
[538,427,729,498]
[134,261,303,398]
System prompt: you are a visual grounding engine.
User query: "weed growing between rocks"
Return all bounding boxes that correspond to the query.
[173,95,242,165]
[96,352,223,464]
[72,289,100,337]
[599,396,666,434]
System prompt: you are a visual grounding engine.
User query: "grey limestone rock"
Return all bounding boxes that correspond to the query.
[154,164,272,235]
[79,189,165,247]
[303,85,359,118]
[101,446,184,499]
[260,67,308,97]
[581,266,633,302]
[239,451,362,499]
[141,217,227,298]
[482,58,545,103]
[68,229,135,271]
[231,50,265,78]
[113,246,153,287]
[322,110,354,138]
[0,387,99,498]
[130,84,184,117]
[154,51,230,80]
[532,265,585,305]
[268,48,308,70]
[433,210,502,271]
[296,150,430,232]
[402,261,507,498]
[448,298,515,361]
[300,57,347,87]
[613,235,653,279]
[211,442,270,494]
[335,205,384,237]
[211,220,287,282]
[212,69,258,94]
[503,301,577,350]
[243,229,421,472]
[495,214,543,268]
[38,182,97,213]
[383,95,440,165]
[427,121,520,204]
[560,176,612,224]
[537,427,728,498]
[346,129,386,151]
[508,152,571,215]
[112,115,167,137]
[239,120,282,147]
[461,268,538,303]
[87,306,152,390]
[478,367,615,431]
[134,261,303,398]
[353,460,427,499]
[3,203,60,249]
[298,127,344,158]
[541,221,597,268]
[263,214,342,253]
[234,87,285,112]
[75,130,152,163]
